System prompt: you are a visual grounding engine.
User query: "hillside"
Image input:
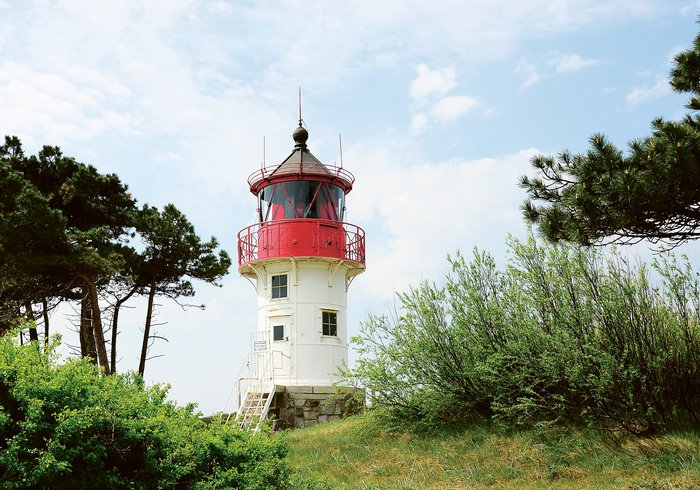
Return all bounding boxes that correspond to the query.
[284,413,700,489]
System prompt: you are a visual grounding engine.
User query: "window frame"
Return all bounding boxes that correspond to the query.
[273,324,284,341]
[271,274,288,299]
[322,310,338,337]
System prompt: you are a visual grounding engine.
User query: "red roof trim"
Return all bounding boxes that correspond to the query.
[248,163,355,194]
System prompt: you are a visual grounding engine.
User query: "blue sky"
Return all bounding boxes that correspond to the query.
[1,0,699,414]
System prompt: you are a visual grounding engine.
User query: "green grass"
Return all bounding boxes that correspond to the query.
[283,412,700,489]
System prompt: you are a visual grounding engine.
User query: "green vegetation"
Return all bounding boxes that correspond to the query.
[285,412,700,489]
[344,235,700,434]
[521,27,700,248]
[0,331,315,489]
[327,237,700,488]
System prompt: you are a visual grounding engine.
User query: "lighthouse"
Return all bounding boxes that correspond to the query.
[234,120,366,429]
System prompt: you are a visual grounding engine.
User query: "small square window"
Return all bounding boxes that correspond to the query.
[271,274,287,299]
[273,324,284,341]
[322,311,337,336]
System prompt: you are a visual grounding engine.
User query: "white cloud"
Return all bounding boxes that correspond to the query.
[208,1,233,15]
[407,64,479,131]
[626,78,671,107]
[348,141,537,298]
[514,60,544,89]
[678,3,699,16]
[409,63,457,102]
[431,96,479,122]
[0,61,138,145]
[514,53,598,90]
[548,53,599,73]
[410,113,429,134]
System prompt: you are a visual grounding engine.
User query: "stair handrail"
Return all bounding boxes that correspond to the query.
[222,351,253,425]
[236,339,275,429]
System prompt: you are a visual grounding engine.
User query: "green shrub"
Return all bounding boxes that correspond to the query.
[0,333,296,489]
[347,235,700,433]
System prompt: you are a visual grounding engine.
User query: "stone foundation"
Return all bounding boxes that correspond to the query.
[268,385,363,430]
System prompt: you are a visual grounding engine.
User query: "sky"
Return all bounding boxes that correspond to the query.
[1,0,700,415]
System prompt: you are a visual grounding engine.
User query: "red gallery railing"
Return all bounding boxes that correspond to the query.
[247,163,355,193]
[237,219,365,266]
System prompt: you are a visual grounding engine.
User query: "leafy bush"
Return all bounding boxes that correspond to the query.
[347,235,700,433]
[0,333,296,489]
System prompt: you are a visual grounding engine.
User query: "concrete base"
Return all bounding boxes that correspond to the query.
[268,385,363,430]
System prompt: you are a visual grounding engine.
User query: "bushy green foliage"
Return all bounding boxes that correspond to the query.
[0,333,295,489]
[347,236,700,433]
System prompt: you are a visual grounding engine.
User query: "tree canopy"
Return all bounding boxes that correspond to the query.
[136,204,231,376]
[520,29,700,248]
[0,137,231,376]
[0,157,68,311]
[0,137,137,371]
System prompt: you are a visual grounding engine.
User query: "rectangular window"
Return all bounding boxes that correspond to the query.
[322,311,337,336]
[273,324,284,341]
[271,274,288,299]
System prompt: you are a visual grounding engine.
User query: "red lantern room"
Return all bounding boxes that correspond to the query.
[237,123,366,268]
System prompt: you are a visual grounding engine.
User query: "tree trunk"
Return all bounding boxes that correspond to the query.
[24,302,38,341]
[111,285,139,373]
[42,297,50,346]
[80,287,97,365]
[111,301,120,374]
[138,279,157,377]
[86,278,111,375]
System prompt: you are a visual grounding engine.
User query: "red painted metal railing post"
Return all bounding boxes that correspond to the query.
[237,220,365,267]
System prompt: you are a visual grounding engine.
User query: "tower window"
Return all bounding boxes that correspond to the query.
[322,311,337,336]
[273,324,284,341]
[271,274,287,299]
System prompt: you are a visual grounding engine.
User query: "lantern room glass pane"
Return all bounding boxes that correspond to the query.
[259,181,345,222]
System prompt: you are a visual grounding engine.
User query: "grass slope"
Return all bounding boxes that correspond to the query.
[284,413,700,489]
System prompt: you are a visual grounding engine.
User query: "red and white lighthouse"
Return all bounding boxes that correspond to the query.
[234,121,365,428]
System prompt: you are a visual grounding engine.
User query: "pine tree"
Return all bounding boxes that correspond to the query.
[520,27,700,248]
[136,204,231,376]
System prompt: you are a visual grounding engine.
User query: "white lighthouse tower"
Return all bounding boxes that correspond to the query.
[234,120,366,429]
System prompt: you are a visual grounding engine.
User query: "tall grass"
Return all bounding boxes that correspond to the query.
[285,413,700,489]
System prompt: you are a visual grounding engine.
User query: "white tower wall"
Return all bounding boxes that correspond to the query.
[248,257,357,386]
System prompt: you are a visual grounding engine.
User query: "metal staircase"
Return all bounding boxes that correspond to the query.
[236,383,275,430]
[224,331,275,431]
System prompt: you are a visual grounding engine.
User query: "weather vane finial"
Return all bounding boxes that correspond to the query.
[293,86,309,148]
[298,86,303,127]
